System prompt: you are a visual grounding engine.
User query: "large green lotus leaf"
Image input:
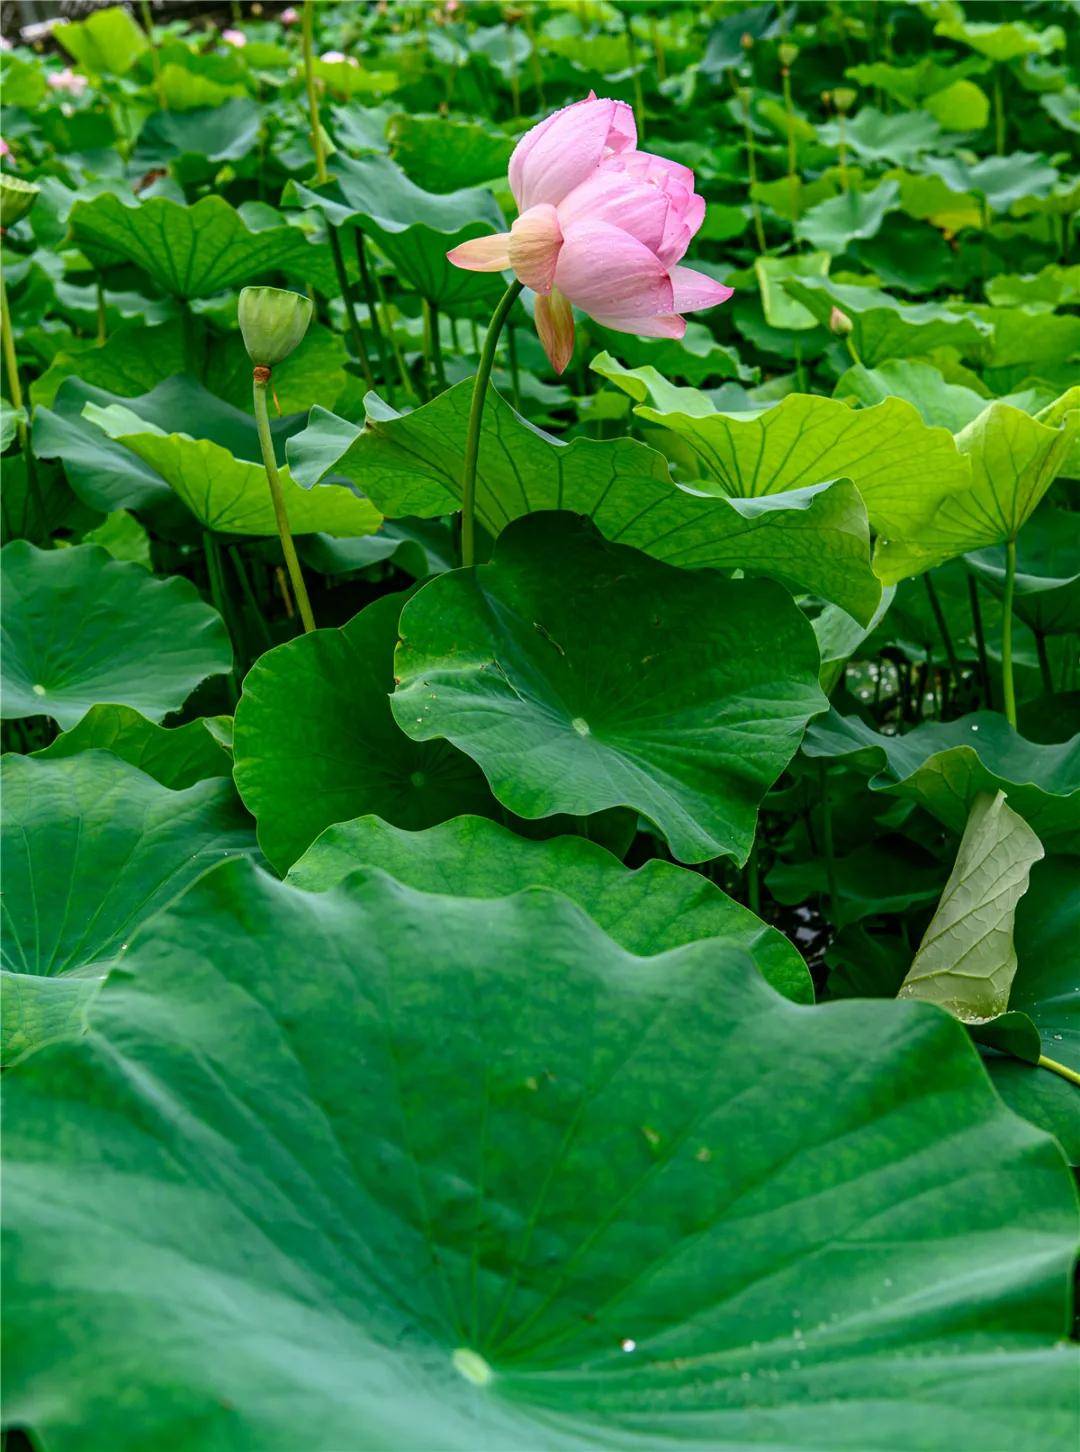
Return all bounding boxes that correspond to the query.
[587,320,750,383]
[134,98,262,182]
[986,265,1080,310]
[288,153,505,308]
[33,704,232,790]
[30,320,187,411]
[288,813,812,1003]
[233,590,496,873]
[66,193,334,301]
[32,379,175,515]
[874,396,1080,581]
[934,13,1065,62]
[754,252,831,331]
[924,79,990,132]
[783,278,992,367]
[387,113,515,191]
[33,318,345,419]
[5,857,1077,1451]
[392,513,827,865]
[288,385,881,622]
[55,3,148,75]
[84,406,381,539]
[964,306,1080,386]
[1005,854,1080,1088]
[918,153,1060,213]
[965,509,1080,637]
[835,360,989,433]
[795,181,902,255]
[803,709,1080,848]
[818,108,942,164]
[0,751,252,1064]
[1,543,231,729]
[899,791,1044,1021]
[592,356,970,540]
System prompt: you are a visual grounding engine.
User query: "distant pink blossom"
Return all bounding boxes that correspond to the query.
[46,67,88,95]
[320,50,356,65]
[281,6,299,22]
[0,138,9,158]
[448,94,732,373]
[0,35,12,51]
[222,27,247,46]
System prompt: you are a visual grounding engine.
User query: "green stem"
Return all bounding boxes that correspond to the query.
[96,276,107,344]
[370,263,416,403]
[202,531,239,701]
[737,86,767,253]
[793,337,806,393]
[302,0,328,183]
[923,571,959,705]
[0,259,47,536]
[819,761,839,925]
[252,371,316,633]
[838,116,848,192]
[781,66,799,226]
[623,11,645,139]
[1034,631,1053,695]
[353,228,392,398]
[993,67,1005,156]
[1001,536,1017,729]
[506,323,522,412]
[967,573,992,707]
[745,833,761,915]
[461,281,524,568]
[139,0,166,109]
[428,301,447,390]
[327,227,375,389]
[229,543,273,655]
[1038,1055,1080,1087]
[845,334,861,366]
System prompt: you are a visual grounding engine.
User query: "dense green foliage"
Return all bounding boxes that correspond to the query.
[1,1,1078,1449]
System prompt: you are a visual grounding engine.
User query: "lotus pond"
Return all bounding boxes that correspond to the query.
[1,1,1078,1448]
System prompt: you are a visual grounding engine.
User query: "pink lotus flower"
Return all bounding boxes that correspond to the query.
[222,27,247,46]
[281,6,299,22]
[448,94,732,373]
[46,67,88,96]
[320,50,356,65]
[0,138,9,159]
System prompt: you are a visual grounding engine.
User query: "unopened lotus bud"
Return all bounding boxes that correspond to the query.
[778,42,799,68]
[829,305,854,336]
[0,174,40,229]
[832,87,857,113]
[238,286,313,368]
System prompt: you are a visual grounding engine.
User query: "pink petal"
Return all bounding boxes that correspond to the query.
[507,204,563,294]
[669,265,735,313]
[446,232,512,272]
[508,97,636,211]
[591,312,687,339]
[604,149,696,191]
[535,289,576,374]
[554,220,673,320]
[556,170,669,256]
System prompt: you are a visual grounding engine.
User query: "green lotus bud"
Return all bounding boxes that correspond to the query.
[778,42,799,68]
[0,175,41,229]
[829,305,854,336]
[832,86,857,114]
[238,286,313,368]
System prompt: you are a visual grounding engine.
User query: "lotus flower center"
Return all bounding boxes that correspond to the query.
[571,717,590,737]
[452,1347,493,1386]
[32,684,46,696]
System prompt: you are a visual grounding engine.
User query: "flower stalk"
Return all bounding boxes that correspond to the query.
[1001,536,1017,728]
[252,367,315,634]
[461,281,524,568]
